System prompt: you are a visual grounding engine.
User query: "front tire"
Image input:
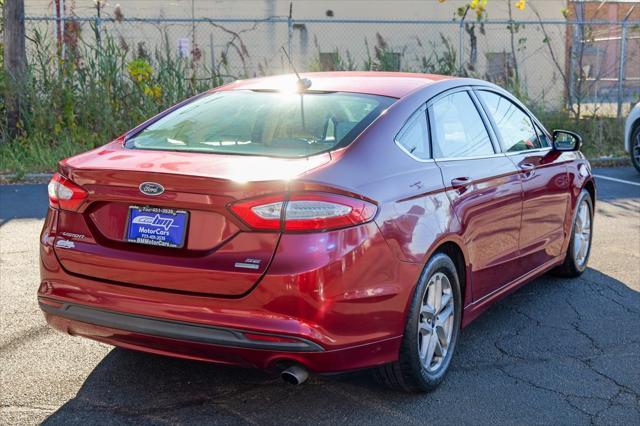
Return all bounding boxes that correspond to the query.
[553,189,594,277]
[374,253,462,392]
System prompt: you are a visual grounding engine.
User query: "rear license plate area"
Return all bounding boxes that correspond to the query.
[126,206,189,248]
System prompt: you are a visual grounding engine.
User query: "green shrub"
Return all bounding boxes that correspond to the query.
[1,28,213,174]
[0,28,627,175]
[534,109,625,159]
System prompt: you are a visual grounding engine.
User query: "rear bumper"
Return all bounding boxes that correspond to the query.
[39,300,323,352]
[39,208,421,373]
[40,300,402,372]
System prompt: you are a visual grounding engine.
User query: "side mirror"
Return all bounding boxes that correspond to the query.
[552,129,582,152]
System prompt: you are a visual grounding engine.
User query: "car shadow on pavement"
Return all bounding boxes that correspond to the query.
[43,268,640,425]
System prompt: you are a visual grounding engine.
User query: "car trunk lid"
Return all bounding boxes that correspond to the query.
[53,141,331,296]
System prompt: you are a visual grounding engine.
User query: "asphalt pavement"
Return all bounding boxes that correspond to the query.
[1,167,639,425]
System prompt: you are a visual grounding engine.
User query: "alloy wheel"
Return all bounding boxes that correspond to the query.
[418,272,455,372]
[573,199,592,268]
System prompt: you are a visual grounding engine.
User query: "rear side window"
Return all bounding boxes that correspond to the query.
[478,91,543,152]
[430,91,494,159]
[395,106,429,160]
[126,90,394,158]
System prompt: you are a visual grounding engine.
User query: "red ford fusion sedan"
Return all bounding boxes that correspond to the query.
[39,72,595,392]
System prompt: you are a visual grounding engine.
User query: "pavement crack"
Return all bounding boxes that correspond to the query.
[321,383,423,426]
[66,396,213,423]
[579,275,640,317]
[0,325,51,354]
[571,355,640,402]
[564,297,605,355]
[0,403,59,413]
[495,365,598,423]
[491,309,531,362]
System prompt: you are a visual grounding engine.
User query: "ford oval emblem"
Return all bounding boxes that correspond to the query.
[139,182,164,196]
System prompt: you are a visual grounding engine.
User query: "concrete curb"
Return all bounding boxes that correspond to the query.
[0,172,53,185]
[588,157,630,168]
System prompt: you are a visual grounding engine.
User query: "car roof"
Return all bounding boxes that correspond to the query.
[217,71,456,99]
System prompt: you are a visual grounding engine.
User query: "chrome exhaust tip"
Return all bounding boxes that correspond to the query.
[281,364,309,385]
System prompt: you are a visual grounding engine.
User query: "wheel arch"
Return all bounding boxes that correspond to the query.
[432,240,469,308]
[401,236,471,328]
[626,116,640,152]
[583,178,596,208]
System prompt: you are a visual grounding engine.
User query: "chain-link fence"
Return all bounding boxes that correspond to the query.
[23,15,640,113]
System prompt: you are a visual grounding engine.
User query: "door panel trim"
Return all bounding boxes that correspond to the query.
[462,254,565,327]
[435,153,507,162]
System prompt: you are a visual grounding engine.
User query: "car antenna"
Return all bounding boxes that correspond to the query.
[281,46,312,92]
[281,46,310,131]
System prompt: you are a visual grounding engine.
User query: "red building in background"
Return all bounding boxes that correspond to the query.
[566,1,640,110]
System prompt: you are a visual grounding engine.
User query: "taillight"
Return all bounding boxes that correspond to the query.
[47,173,88,211]
[284,193,377,231]
[228,194,284,230]
[230,192,377,232]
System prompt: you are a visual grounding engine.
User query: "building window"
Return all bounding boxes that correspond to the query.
[319,52,339,71]
[485,52,514,85]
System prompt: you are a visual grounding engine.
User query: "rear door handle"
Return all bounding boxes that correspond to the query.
[451,177,473,189]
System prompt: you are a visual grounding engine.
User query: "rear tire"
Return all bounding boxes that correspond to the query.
[552,189,593,277]
[374,253,462,392]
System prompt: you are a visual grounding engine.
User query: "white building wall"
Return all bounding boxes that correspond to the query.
[24,1,569,105]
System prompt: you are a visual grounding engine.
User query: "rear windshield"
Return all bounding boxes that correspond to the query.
[126,90,394,158]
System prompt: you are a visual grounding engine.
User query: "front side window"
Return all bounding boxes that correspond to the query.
[395,107,429,160]
[535,124,552,148]
[478,91,543,152]
[126,90,394,158]
[430,91,494,159]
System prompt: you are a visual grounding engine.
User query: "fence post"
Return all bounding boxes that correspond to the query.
[458,6,469,74]
[3,0,27,140]
[94,2,102,54]
[616,15,629,119]
[60,0,66,59]
[209,32,217,85]
[287,2,293,71]
[568,21,578,113]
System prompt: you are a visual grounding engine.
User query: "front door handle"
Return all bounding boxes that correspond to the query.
[519,162,536,177]
[451,177,473,189]
[520,162,535,171]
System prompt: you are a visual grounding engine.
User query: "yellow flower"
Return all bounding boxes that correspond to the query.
[143,84,162,100]
[151,85,162,100]
[515,0,526,11]
[470,0,478,9]
[127,59,153,84]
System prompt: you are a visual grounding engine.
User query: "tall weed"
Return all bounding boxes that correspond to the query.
[0,27,627,175]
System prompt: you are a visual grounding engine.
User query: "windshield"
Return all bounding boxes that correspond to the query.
[126,90,394,157]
